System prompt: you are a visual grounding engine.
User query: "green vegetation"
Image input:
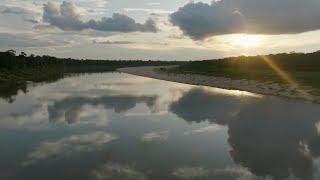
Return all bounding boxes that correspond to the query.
[0,50,186,102]
[163,51,320,88]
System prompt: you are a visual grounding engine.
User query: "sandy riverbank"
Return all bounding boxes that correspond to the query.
[118,66,320,103]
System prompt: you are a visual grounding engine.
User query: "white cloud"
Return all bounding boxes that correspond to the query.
[43,1,158,33]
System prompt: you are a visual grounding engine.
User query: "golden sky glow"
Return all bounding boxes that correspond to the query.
[233,35,260,48]
[0,0,320,60]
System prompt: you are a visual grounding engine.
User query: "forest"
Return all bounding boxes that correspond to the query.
[0,50,185,102]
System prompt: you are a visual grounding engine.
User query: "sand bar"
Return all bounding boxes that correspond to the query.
[118,66,320,103]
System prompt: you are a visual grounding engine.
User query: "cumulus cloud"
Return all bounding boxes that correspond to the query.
[170,0,320,40]
[23,132,117,166]
[43,1,158,33]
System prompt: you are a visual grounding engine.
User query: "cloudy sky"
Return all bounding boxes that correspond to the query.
[1,0,320,60]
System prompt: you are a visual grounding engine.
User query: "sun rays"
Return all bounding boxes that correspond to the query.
[261,56,314,101]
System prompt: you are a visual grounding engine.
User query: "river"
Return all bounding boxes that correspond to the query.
[1,72,320,180]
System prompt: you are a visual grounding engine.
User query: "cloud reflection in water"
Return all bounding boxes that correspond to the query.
[171,87,320,179]
[170,88,255,125]
[48,95,157,125]
[23,132,117,166]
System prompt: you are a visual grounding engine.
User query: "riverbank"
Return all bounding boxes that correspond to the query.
[0,51,186,102]
[0,67,73,103]
[118,66,320,103]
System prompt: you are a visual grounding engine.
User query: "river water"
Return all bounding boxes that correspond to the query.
[1,72,320,180]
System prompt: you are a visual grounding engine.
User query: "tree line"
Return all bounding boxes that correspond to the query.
[186,51,320,72]
[0,50,186,72]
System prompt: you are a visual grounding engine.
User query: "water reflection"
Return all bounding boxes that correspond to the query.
[48,95,157,125]
[23,132,117,166]
[92,162,148,180]
[172,87,320,179]
[1,73,320,180]
[228,98,320,180]
[0,81,28,103]
[141,131,170,142]
[169,87,254,125]
[0,73,76,103]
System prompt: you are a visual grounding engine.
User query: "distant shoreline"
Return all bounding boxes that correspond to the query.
[118,66,320,103]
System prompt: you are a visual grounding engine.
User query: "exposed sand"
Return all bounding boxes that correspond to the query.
[118,66,320,103]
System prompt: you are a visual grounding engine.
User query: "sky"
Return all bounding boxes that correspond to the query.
[1,0,320,60]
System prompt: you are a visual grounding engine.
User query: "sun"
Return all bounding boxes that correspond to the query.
[234,35,259,48]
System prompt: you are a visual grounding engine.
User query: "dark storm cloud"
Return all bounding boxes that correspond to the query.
[43,1,158,33]
[170,0,320,40]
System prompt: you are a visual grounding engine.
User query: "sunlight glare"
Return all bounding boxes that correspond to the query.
[234,35,259,48]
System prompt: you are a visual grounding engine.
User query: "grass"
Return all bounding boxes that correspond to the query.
[162,63,320,89]
[160,51,320,89]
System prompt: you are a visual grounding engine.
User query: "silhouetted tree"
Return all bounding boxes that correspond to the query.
[19,52,27,57]
[6,49,16,56]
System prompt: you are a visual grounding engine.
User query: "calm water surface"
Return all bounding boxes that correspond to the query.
[1,73,320,180]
